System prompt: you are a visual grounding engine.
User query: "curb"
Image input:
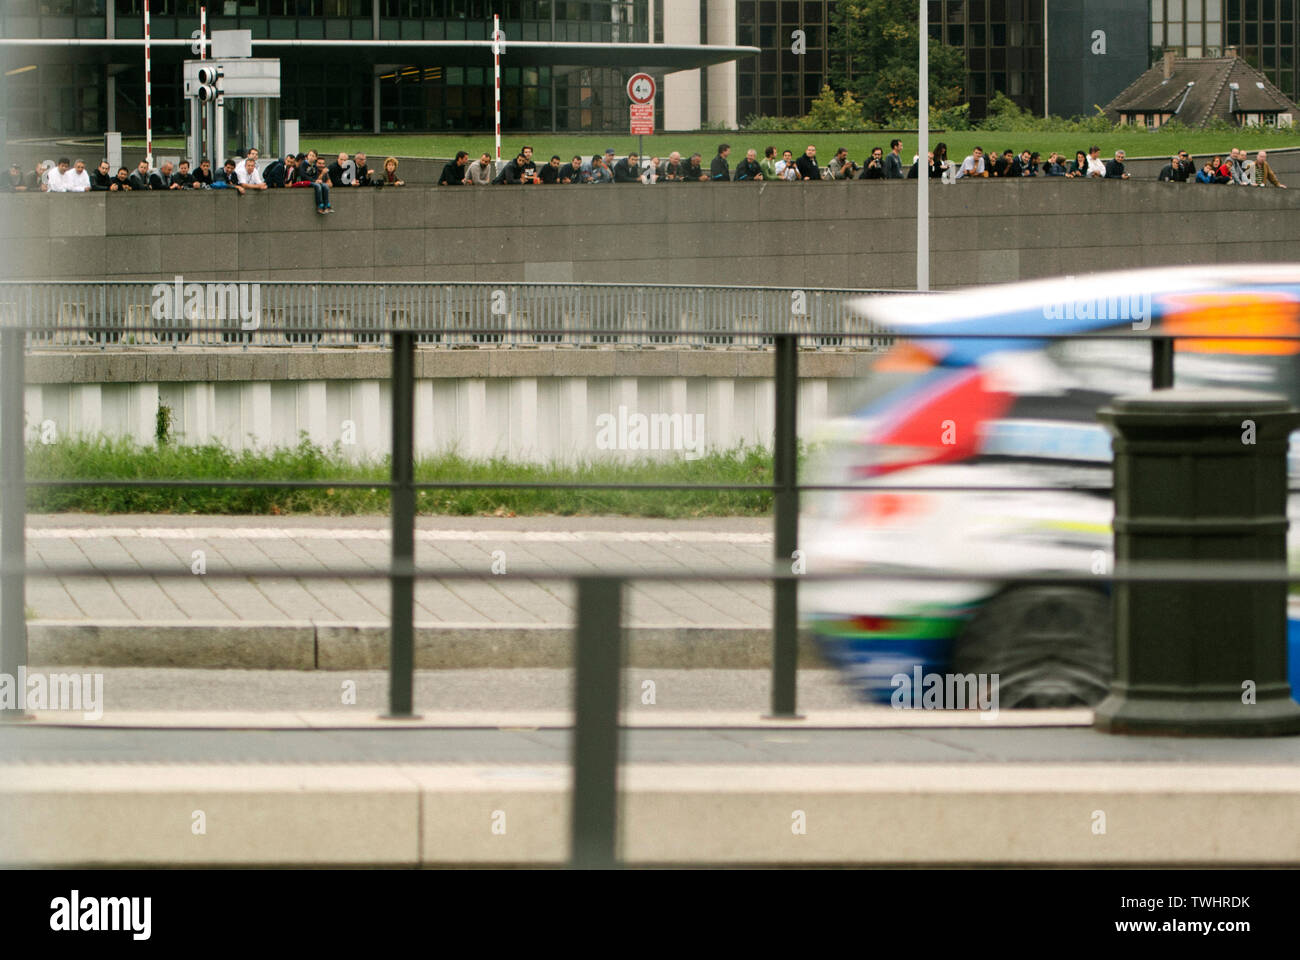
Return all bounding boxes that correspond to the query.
[27,620,827,670]
[4,762,1298,866]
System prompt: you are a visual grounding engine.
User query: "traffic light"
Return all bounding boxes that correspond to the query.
[196,65,223,106]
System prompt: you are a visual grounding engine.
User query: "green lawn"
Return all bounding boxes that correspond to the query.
[131,128,1300,164]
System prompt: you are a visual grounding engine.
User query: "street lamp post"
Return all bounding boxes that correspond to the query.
[917,0,929,291]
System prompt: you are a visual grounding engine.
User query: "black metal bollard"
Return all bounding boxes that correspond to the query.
[1094,388,1300,736]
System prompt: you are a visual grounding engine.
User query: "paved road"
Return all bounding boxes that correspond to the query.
[25,514,772,627]
[21,666,859,713]
[3,724,1298,765]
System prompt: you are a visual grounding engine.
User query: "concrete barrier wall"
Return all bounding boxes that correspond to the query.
[21,350,874,461]
[4,178,1299,291]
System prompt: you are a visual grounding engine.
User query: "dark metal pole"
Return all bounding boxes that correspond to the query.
[1,329,28,719]
[1095,389,1300,736]
[386,331,416,718]
[1152,337,1174,389]
[570,576,623,868]
[769,333,800,717]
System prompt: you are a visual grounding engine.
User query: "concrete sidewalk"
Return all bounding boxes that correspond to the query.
[24,515,785,668]
[3,724,1298,866]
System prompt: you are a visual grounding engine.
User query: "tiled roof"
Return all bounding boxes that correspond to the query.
[1104,56,1298,125]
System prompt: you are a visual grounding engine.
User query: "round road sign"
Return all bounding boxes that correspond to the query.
[627,73,656,104]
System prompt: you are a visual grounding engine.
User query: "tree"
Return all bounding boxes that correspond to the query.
[829,0,966,125]
[802,85,865,130]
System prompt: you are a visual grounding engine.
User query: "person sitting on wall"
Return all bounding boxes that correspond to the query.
[312,155,333,212]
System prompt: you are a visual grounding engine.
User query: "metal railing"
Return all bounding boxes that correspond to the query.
[2,313,1297,866]
[0,281,902,351]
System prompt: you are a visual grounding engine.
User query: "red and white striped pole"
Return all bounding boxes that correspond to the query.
[200,5,206,60]
[144,0,153,168]
[493,14,501,162]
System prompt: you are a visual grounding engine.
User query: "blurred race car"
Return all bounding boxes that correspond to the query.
[801,265,1300,708]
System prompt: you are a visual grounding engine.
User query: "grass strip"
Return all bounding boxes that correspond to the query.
[26,436,780,517]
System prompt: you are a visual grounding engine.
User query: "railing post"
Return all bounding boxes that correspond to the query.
[769,333,800,718]
[1152,337,1174,389]
[1,328,28,719]
[386,330,417,718]
[570,575,623,868]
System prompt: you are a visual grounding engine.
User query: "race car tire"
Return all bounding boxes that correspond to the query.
[950,586,1113,709]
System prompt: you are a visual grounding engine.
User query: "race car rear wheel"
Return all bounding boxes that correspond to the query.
[950,586,1113,709]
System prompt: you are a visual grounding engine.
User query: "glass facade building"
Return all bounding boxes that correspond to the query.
[0,0,674,137]
[734,1,834,123]
[1151,0,1298,97]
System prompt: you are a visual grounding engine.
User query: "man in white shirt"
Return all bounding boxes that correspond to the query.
[955,146,986,179]
[45,158,72,192]
[1085,145,1107,178]
[774,149,798,180]
[65,159,91,192]
[237,156,267,189]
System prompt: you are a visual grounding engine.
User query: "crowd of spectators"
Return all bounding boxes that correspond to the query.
[3,149,408,214]
[5,140,1287,197]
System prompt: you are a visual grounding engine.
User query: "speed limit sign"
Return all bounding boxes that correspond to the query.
[627,73,656,104]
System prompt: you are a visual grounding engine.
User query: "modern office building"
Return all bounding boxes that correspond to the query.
[1151,0,1298,99]
[0,1,754,138]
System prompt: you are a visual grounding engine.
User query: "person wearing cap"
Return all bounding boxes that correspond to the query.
[3,163,27,192]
